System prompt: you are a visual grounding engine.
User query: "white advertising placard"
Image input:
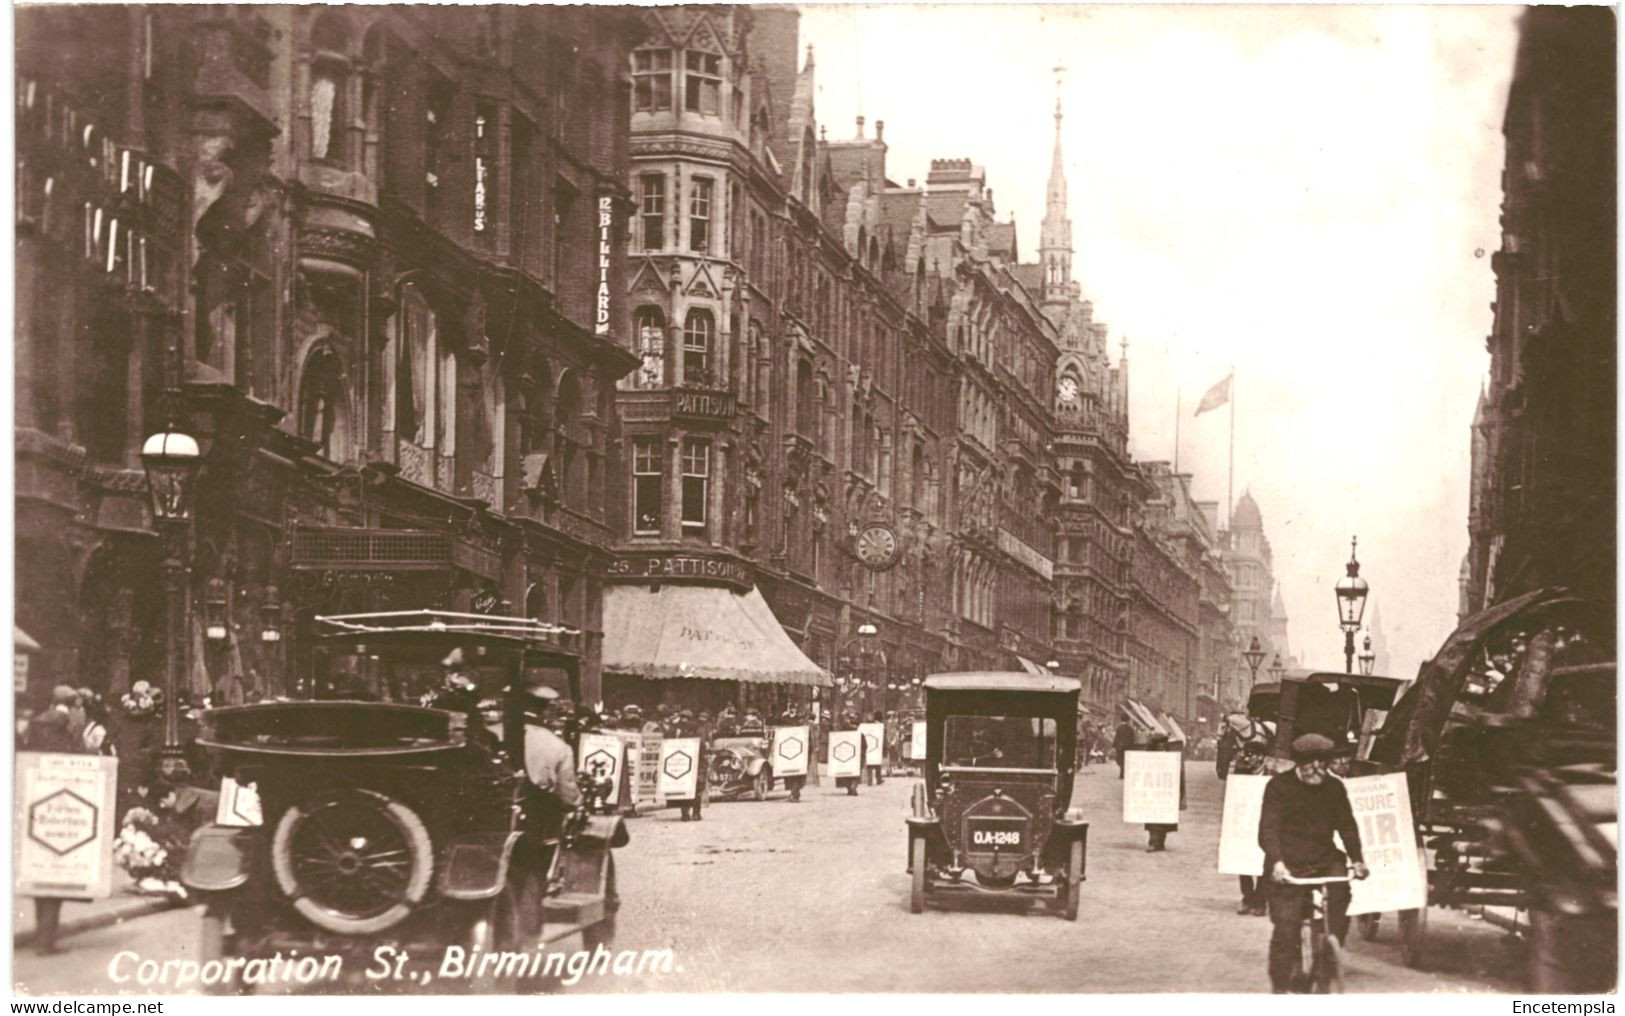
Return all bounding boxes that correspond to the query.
[215,776,264,827]
[858,722,884,765]
[771,726,809,777]
[657,737,701,800]
[1122,751,1181,824]
[1342,772,1427,915]
[15,752,118,899]
[1217,774,1270,875]
[909,720,927,761]
[578,732,626,806]
[828,730,862,779]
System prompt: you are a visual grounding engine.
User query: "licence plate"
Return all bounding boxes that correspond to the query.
[967,818,1026,850]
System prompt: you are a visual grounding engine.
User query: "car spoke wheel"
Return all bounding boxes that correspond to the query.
[752,768,770,801]
[1399,907,1427,968]
[271,788,433,936]
[1061,840,1083,921]
[910,837,928,914]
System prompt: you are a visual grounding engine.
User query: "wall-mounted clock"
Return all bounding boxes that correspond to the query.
[1057,376,1079,405]
[855,523,900,571]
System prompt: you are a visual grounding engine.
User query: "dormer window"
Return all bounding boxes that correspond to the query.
[684,51,721,116]
[633,48,673,111]
[309,13,353,165]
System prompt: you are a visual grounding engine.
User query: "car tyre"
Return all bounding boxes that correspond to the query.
[752,767,770,802]
[1062,839,1084,921]
[910,837,928,914]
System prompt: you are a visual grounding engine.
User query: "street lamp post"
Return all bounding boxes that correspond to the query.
[835,623,885,725]
[141,420,203,780]
[1334,536,1370,675]
[1358,633,1376,676]
[1241,635,1266,696]
[1269,654,1285,683]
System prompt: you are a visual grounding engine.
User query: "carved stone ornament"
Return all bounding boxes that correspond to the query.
[299,226,377,269]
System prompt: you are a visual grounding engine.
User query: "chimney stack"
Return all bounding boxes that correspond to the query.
[875,119,885,141]
[855,115,865,138]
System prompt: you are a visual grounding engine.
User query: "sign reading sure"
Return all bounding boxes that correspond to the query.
[828,730,862,779]
[15,752,117,899]
[657,737,700,800]
[1341,772,1427,915]
[858,722,885,766]
[1216,773,1270,875]
[1122,751,1181,824]
[771,725,809,777]
[578,732,626,806]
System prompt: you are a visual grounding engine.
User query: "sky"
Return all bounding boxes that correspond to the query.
[800,3,1523,677]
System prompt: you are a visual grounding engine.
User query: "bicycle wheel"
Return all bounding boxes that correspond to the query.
[1318,936,1346,993]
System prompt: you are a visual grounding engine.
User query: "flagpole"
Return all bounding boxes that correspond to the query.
[1227,367,1236,530]
[1174,389,1181,472]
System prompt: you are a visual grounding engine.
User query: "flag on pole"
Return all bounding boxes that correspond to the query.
[1194,372,1233,416]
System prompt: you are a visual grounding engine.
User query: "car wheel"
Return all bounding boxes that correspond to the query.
[270,788,434,936]
[752,767,770,801]
[910,837,928,914]
[1399,907,1426,969]
[1358,912,1381,941]
[582,857,618,952]
[1062,839,1084,921]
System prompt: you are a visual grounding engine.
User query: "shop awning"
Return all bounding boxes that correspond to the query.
[1016,656,1045,676]
[602,585,832,687]
[13,627,40,653]
[1120,698,1168,737]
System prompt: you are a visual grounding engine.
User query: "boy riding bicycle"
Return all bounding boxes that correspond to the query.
[1259,733,1371,993]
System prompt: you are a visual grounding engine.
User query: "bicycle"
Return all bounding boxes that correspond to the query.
[1278,872,1353,993]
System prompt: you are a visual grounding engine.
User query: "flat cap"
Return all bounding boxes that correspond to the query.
[1290,733,1337,760]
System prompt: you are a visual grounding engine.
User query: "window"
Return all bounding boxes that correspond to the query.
[631,306,665,389]
[639,174,664,251]
[681,438,710,531]
[632,439,662,535]
[632,49,672,111]
[552,179,577,296]
[689,177,712,254]
[682,309,712,384]
[684,51,721,115]
[300,347,349,461]
[510,115,534,268]
[309,14,352,165]
[425,78,455,215]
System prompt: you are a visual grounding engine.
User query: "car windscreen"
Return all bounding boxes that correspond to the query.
[943,714,1057,768]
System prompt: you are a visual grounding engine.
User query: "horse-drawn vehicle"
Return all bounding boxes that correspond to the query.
[904,673,1089,919]
[180,611,628,990]
[1361,588,1616,991]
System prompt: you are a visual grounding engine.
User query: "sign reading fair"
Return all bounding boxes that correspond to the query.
[1216,773,1270,876]
[1342,772,1427,915]
[594,195,613,335]
[15,752,117,899]
[1122,751,1181,825]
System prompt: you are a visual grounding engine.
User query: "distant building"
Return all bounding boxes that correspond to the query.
[1220,491,1284,697]
[1465,6,1616,615]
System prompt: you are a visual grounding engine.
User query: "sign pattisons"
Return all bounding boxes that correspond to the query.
[608,552,752,591]
[595,195,613,336]
[673,388,737,421]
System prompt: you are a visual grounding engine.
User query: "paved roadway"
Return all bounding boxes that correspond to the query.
[13,765,1527,995]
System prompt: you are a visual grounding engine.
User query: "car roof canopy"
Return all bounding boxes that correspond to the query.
[924,672,1082,695]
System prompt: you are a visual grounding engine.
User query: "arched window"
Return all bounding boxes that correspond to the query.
[795,359,814,438]
[750,320,768,410]
[309,13,353,165]
[554,371,582,507]
[911,441,925,509]
[682,309,713,385]
[299,346,350,461]
[630,305,665,389]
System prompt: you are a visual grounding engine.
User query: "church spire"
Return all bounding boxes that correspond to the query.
[1040,64,1073,303]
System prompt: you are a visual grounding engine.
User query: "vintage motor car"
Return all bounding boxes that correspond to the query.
[705,730,776,800]
[905,673,1089,919]
[179,611,628,987]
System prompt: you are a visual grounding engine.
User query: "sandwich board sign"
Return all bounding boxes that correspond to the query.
[1342,772,1427,915]
[828,730,862,779]
[215,777,265,827]
[909,720,927,761]
[15,753,117,899]
[1122,750,1181,824]
[657,737,700,800]
[858,722,885,766]
[578,732,626,806]
[772,726,809,777]
[1217,773,1270,875]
